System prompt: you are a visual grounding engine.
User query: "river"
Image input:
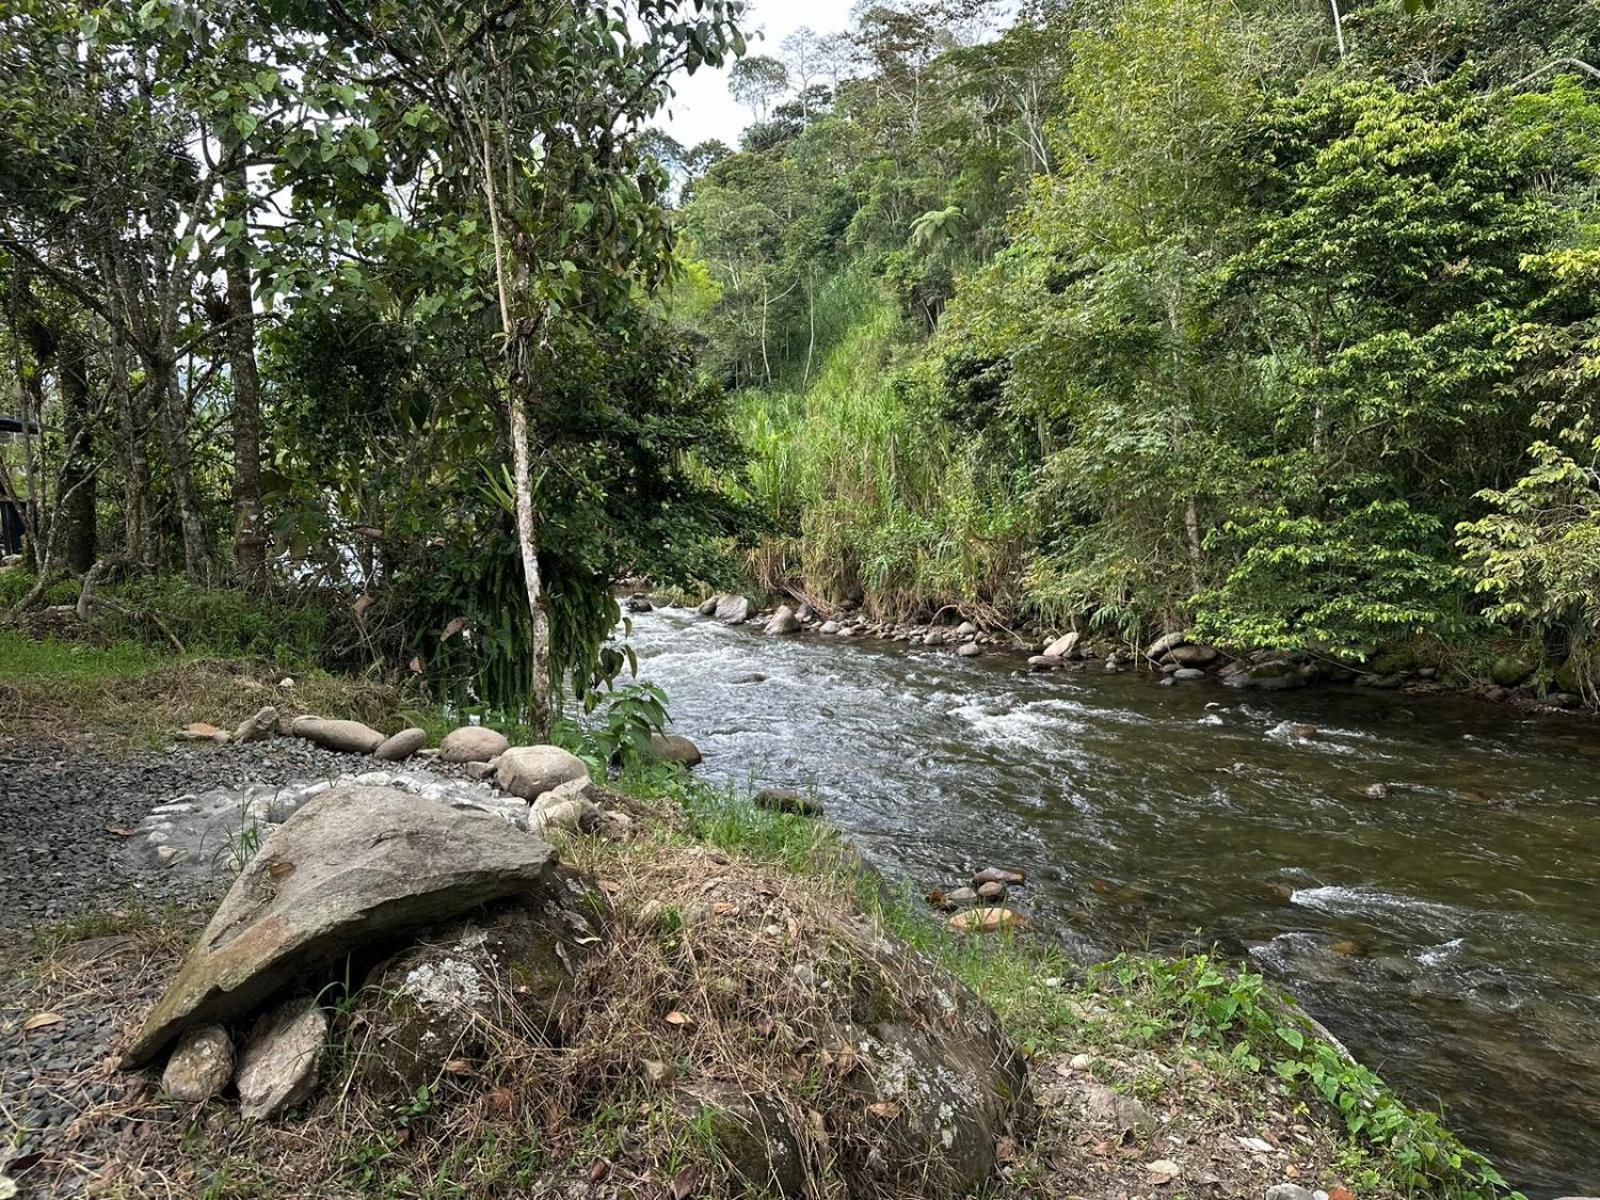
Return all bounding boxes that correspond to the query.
[625,607,1600,1198]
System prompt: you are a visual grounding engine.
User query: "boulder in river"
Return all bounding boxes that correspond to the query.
[764,605,802,635]
[1145,630,1190,659]
[496,745,590,801]
[755,787,823,817]
[1043,631,1081,659]
[696,597,718,616]
[123,786,556,1065]
[288,716,385,754]
[957,642,982,657]
[1168,643,1220,668]
[439,725,509,763]
[820,620,841,634]
[973,866,1026,887]
[712,594,754,624]
[1028,654,1065,671]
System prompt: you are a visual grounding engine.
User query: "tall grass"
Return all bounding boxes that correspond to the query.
[731,276,1031,617]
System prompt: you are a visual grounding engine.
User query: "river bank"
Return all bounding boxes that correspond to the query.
[0,647,1524,1199]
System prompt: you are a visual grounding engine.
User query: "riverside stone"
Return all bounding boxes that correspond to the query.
[161,1025,233,1102]
[123,787,556,1065]
[957,642,982,657]
[947,906,1026,934]
[755,787,823,817]
[496,745,590,802]
[713,594,753,623]
[1146,631,1190,659]
[1043,631,1081,659]
[374,727,428,762]
[231,706,280,745]
[765,605,802,635]
[288,716,384,754]
[1028,654,1065,671]
[649,733,703,767]
[236,999,327,1120]
[439,726,509,763]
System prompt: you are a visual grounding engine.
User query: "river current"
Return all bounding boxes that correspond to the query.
[626,607,1600,1197]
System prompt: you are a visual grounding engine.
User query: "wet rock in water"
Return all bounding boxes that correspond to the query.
[927,886,979,910]
[236,999,327,1120]
[625,595,654,613]
[696,597,718,616]
[820,620,841,635]
[232,706,280,745]
[1028,654,1065,672]
[976,880,1006,901]
[374,727,428,762]
[947,906,1026,934]
[1081,1079,1155,1137]
[1363,782,1391,800]
[161,1025,234,1102]
[439,725,509,764]
[1169,643,1220,668]
[1146,631,1189,659]
[123,787,556,1065]
[755,787,823,817]
[649,732,703,767]
[1043,631,1081,659]
[923,629,946,646]
[1172,668,1207,681]
[1264,1186,1318,1200]
[712,594,754,624]
[765,605,802,635]
[1222,659,1309,691]
[288,716,385,754]
[497,745,590,801]
[957,642,982,658]
[973,866,1026,887]
[734,672,768,684]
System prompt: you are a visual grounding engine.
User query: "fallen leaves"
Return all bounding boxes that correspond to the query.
[21,1012,65,1034]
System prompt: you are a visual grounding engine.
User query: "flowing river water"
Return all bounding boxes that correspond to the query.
[625,607,1600,1198]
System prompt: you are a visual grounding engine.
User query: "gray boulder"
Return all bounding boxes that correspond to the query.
[1145,631,1189,659]
[956,642,982,658]
[236,999,327,1120]
[755,787,823,817]
[374,727,428,762]
[1168,643,1220,668]
[696,597,718,616]
[820,620,841,634]
[161,1025,234,1102]
[496,744,590,802]
[288,716,384,755]
[440,725,510,763]
[713,594,754,624]
[1028,654,1065,671]
[1043,631,1081,659]
[650,732,703,767]
[232,706,280,745]
[765,605,802,635]
[123,787,556,1065]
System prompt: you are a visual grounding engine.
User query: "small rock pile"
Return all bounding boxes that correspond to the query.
[928,865,1029,934]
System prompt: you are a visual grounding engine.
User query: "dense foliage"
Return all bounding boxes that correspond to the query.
[0,0,751,722]
[675,0,1600,695]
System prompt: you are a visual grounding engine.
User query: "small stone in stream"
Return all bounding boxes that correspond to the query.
[922,629,946,646]
[957,642,982,658]
[236,999,327,1120]
[625,596,653,613]
[374,727,428,762]
[764,605,802,635]
[734,673,768,684]
[1173,667,1207,680]
[179,723,230,744]
[440,726,510,764]
[820,621,841,635]
[973,866,1026,887]
[1363,783,1390,801]
[947,906,1025,934]
[650,733,703,767]
[232,706,280,745]
[755,788,822,817]
[162,1025,233,1103]
[1028,655,1064,671]
[288,716,385,755]
[496,745,590,801]
[976,881,1006,901]
[1265,1187,1318,1200]
[1043,631,1081,659]
[696,597,718,616]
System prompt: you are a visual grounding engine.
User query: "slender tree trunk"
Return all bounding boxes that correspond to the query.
[224,166,266,592]
[114,337,153,567]
[149,349,210,582]
[58,333,97,573]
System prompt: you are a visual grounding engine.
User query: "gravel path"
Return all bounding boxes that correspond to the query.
[0,739,399,929]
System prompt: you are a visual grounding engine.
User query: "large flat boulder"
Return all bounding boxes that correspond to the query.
[122,786,556,1065]
[496,745,590,801]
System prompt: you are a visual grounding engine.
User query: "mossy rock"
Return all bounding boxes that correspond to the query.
[1490,655,1533,688]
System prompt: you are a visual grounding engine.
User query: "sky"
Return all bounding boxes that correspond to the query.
[656,0,859,149]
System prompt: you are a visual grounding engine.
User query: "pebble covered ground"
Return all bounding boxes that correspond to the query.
[0,738,451,1194]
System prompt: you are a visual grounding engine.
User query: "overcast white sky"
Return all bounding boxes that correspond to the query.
[657,0,858,149]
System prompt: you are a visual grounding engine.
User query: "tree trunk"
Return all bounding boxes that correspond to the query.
[58,333,97,574]
[150,350,210,582]
[509,394,552,732]
[225,174,266,592]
